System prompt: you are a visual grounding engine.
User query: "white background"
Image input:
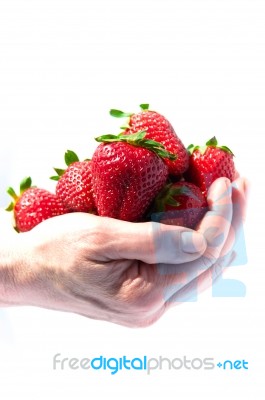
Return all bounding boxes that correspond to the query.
[0,0,264,398]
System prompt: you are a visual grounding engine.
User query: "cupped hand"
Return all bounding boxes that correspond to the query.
[160,176,247,308]
[0,176,247,327]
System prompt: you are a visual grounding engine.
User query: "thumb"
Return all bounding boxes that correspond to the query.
[101,218,207,264]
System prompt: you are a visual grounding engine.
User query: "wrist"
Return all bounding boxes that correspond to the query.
[0,243,18,306]
[0,236,34,307]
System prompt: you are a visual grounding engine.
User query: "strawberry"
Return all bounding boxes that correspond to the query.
[92,131,176,222]
[110,104,189,176]
[185,136,236,195]
[6,177,68,232]
[51,150,96,213]
[151,181,208,229]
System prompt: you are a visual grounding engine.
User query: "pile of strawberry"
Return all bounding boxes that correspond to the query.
[6,104,236,232]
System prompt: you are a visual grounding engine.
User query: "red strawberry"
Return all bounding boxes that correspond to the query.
[51,150,96,213]
[185,136,236,195]
[110,104,189,176]
[92,131,176,222]
[152,181,208,229]
[6,177,68,232]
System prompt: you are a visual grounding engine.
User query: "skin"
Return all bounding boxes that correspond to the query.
[0,177,247,328]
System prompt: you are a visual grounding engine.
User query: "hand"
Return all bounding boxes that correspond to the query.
[160,176,248,306]
[0,176,247,327]
[0,205,206,322]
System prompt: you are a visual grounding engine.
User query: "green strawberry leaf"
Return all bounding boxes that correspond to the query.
[6,177,35,212]
[65,150,79,166]
[49,167,65,181]
[6,187,18,201]
[121,131,146,142]
[188,136,235,156]
[151,147,177,160]
[95,131,177,160]
[96,131,147,143]
[50,176,60,181]
[187,144,194,155]
[219,145,234,156]
[54,168,65,176]
[205,137,235,156]
[20,176,32,194]
[154,184,181,212]
[95,134,121,142]
[187,144,201,155]
[140,138,164,147]
[170,186,190,197]
[139,104,149,110]
[5,202,14,212]
[109,109,133,118]
[166,197,181,207]
[206,136,218,147]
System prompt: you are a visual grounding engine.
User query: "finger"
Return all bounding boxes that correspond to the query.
[155,178,238,306]
[137,178,233,299]
[231,177,249,222]
[183,178,249,299]
[100,217,207,264]
[219,177,248,259]
[32,212,207,265]
[197,177,233,264]
[163,250,237,307]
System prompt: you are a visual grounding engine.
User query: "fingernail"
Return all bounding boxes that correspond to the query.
[181,231,206,253]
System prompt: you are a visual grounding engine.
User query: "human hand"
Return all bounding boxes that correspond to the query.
[159,176,248,307]
[0,202,206,322]
[0,176,247,327]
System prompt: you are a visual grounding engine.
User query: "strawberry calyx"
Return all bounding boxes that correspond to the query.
[6,177,33,211]
[110,104,150,130]
[95,131,177,161]
[154,183,192,212]
[187,136,235,156]
[109,103,150,119]
[50,150,89,181]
